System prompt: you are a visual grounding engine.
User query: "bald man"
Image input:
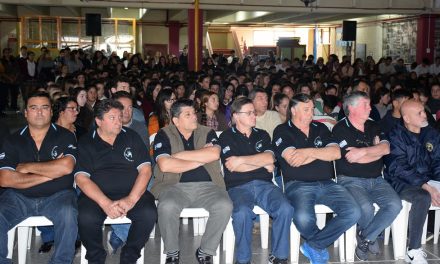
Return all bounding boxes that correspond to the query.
[384,99,440,264]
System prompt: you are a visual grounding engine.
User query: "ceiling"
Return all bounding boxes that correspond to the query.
[0,0,438,26]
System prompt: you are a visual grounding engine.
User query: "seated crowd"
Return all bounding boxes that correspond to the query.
[0,47,440,264]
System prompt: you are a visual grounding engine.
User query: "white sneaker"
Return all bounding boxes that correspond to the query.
[405,248,428,264]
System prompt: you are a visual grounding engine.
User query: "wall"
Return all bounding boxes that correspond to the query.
[0,21,18,54]
[356,24,383,60]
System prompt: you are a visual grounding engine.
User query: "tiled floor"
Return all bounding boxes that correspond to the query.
[8,220,440,264]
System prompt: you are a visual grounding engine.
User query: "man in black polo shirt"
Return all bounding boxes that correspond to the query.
[218,97,292,264]
[273,94,360,264]
[152,99,232,264]
[332,91,402,261]
[0,92,78,264]
[75,99,157,264]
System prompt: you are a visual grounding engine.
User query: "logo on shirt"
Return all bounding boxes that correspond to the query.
[314,137,323,148]
[51,146,58,159]
[124,147,134,162]
[67,144,77,150]
[0,152,5,159]
[154,142,162,150]
[223,146,230,154]
[339,140,347,148]
[426,142,434,152]
[255,140,263,152]
[275,138,282,146]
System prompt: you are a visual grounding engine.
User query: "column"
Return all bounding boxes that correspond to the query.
[416,14,437,63]
[188,5,203,71]
[168,21,181,57]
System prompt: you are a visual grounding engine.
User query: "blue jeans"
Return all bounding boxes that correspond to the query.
[337,176,402,241]
[0,189,78,264]
[285,180,361,250]
[228,180,293,263]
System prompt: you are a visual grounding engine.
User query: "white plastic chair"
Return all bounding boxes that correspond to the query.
[289,204,346,264]
[159,208,220,264]
[222,206,270,264]
[7,216,146,264]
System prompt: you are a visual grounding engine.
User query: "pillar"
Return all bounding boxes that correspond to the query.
[168,21,181,57]
[188,5,203,71]
[416,14,437,63]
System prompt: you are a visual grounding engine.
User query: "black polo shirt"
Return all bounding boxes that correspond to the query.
[332,117,387,178]
[75,127,151,199]
[272,120,336,182]
[0,124,77,197]
[218,126,273,189]
[153,129,219,182]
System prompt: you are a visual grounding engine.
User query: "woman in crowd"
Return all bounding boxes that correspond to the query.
[272,93,289,123]
[71,87,93,130]
[197,91,228,131]
[373,87,391,119]
[148,88,176,136]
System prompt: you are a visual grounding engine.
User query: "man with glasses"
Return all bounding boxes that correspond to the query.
[0,91,78,264]
[332,91,402,261]
[152,99,232,264]
[218,97,292,264]
[273,93,360,264]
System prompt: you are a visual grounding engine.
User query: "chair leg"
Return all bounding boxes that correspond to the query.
[384,226,391,245]
[193,218,200,236]
[345,224,357,263]
[338,233,345,262]
[136,248,145,264]
[35,228,41,236]
[182,217,189,225]
[224,219,235,264]
[150,224,156,239]
[213,245,220,264]
[434,210,440,244]
[421,214,428,245]
[80,244,87,264]
[316,213,326,229]
[260,214,269,249]
[391,201,410,260]
[160,238,166,264]
[290,223,300,264]
[7,228,15,259]
[27,227,32,249]
[18,226,30,264]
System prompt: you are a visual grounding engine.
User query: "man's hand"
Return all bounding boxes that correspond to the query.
[225,156,242,172]
[117,196,137,215]
[345,147,366,163]
[423,184,440,207]
[15,163,29,174]
[264,164,275,173]
[101,200,125,219]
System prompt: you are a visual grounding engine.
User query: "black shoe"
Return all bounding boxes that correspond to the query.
[165,256,179,264]
[38,241,54,253]
[195,248,213,264]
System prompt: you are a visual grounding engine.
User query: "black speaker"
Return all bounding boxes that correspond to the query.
[342,20,357,41]
[85,13,102,36]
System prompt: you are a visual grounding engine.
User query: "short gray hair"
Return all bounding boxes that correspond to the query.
[343,91,369,116]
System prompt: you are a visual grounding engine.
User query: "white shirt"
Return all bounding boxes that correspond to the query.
[430,64,440,76]
[27,60,36,77]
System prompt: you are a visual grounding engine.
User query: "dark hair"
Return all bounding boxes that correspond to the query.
[170,99,194,119]
[272,93,288,110]
[231,97,253,116]
[199,91,218,126]
[94,99,124,120]
[155,88,175,128]
[322,95,339,110]
[52,97,77,122]
[25,91,51,109]
[234,84,249,98]
[391,88,412,101]
[372,87,390,104]
[112,91,132,101]
[286,93,313,122]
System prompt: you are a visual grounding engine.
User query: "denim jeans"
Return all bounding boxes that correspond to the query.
[0,189,78,264]
[285,180,360,250]
[228,180,293,262]
[337,175,402,242]
[399,186,431,249]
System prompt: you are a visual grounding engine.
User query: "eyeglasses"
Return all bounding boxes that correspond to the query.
[166,98,176,103]
[236,111,256,116]
[65,106,80,113]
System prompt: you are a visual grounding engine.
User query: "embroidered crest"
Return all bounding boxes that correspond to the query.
[124,147,134,162]
[426,142,434,152]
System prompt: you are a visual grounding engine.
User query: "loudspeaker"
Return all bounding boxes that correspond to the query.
[85,13,102,36]
[342,20,357,41]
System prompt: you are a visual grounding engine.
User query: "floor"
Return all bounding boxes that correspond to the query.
[8,220,440,264]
